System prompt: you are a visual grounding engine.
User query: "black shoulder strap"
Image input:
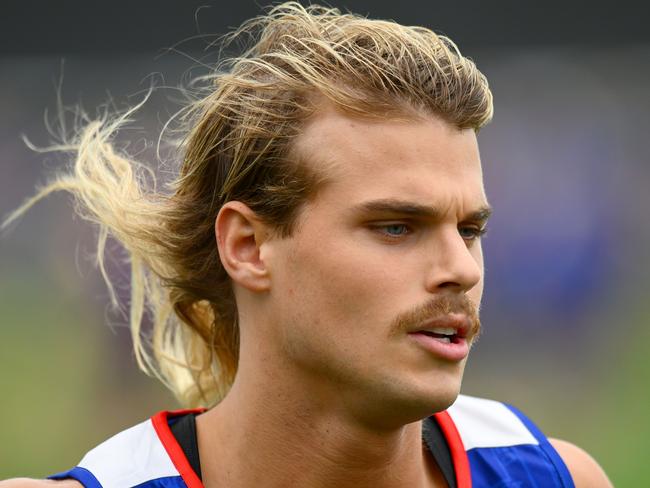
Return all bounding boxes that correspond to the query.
[423,416,457,488]
[169,413,202,480]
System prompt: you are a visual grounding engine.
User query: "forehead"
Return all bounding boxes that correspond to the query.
[294,108,487,212]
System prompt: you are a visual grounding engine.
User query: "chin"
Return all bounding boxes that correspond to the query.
[359,374,463,429]
[408,380,462,418]
[400,361,466,413]
[426,385,462,414]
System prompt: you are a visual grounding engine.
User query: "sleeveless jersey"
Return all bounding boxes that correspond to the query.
[48,395,574,487]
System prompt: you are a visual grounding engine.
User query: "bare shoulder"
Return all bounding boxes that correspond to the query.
[549,438,614,488]
[0,480,83,488]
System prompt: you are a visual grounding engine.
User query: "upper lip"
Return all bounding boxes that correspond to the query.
[409,314,471,339]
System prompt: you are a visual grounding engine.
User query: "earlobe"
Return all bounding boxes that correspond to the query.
[215,201,271,292]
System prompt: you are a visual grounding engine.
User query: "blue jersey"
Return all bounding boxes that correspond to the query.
[441,395,574,487]
[49,395,574,487]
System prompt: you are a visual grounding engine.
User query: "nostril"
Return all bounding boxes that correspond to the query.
[439,281,462,289]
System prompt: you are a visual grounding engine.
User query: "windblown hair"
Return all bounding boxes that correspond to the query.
[4,2,493,407]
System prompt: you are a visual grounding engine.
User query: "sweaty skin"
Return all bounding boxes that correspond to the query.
[0,109,613,488]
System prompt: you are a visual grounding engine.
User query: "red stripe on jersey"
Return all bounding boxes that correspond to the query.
[434,410,472,488]
[151,409,207,488]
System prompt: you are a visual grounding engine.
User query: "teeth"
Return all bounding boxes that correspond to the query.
[427,327,456,336]
[436,337,451,343]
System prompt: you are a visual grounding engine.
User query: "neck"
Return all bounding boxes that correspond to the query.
[196,360,444,488]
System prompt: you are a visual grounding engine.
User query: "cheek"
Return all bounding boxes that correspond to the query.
[278,238,397,357]
[469,279,484,310]
[290,250,384,329]
[469,245,485,307]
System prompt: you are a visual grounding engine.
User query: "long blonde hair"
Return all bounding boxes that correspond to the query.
[3,2,493,408]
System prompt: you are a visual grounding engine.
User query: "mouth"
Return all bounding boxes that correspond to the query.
[415,328,462,344]
[407,314,472,361]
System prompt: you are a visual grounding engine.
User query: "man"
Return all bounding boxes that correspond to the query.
[2,2,612,487]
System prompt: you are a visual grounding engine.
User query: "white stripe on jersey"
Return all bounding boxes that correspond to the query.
[77,418,180,488]
[447,395,538,451]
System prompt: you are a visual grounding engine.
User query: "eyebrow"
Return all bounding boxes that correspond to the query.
[352,198,493,222]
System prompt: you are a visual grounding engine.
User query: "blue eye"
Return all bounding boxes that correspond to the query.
[379,224,410,237]
[459,226,488,241]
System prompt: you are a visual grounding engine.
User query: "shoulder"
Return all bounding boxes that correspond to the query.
[549,438,614,488]
[445,394,540,449]
[0,480,82,488]
[0,413,174,488]
[447,395,613,486]
[48,410,195,487]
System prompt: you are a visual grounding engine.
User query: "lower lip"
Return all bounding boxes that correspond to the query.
[407,332,469,361]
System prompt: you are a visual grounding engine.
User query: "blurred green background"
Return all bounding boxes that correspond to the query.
[1,1,649,485]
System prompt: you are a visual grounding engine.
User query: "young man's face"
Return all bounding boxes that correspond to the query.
[262,107,489,426]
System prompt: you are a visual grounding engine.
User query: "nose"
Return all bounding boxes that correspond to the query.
[424,228,483,294]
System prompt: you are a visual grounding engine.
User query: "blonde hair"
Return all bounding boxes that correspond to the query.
[3,2,493,407]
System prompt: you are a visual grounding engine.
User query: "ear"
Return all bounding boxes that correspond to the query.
[215,201,271,292]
